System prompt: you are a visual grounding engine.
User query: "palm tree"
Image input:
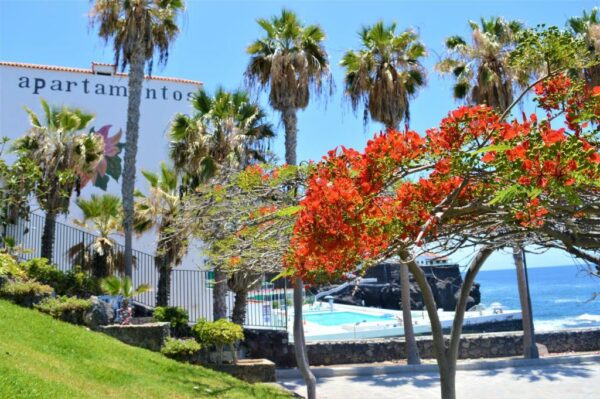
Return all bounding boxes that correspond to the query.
[90,0,185,278]
[440,17,538,360]
[568,8,600,86]
[69,194,125,279]
[245,9,332,165]
[436,17,526,111]
[169,88,274,321]
[246,10,331,399]
[101,275,151,324]
[134,162,186,307]
[340,21,427,130]
[169,88,275,191]
[13,100,104,262]
[341,21,426,366]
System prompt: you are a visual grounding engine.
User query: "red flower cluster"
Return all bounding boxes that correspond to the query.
[534,73,572,111]
[514,198,549,228]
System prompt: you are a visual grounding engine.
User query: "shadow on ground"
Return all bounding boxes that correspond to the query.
[477,363,593,382]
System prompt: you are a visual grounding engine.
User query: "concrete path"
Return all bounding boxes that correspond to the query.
[280,360,600,399]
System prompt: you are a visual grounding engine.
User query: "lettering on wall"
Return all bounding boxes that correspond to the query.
[17,76,196,101]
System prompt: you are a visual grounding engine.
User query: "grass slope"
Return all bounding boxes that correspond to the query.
[0,300,290,399]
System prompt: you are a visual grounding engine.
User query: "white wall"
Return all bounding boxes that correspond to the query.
[0,62,204,268]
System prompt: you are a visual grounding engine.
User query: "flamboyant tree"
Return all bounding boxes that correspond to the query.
[284,28,599,399]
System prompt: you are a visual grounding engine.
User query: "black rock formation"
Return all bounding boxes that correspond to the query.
[312,262,481,311]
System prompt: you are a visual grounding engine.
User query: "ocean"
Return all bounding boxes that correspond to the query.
[475,265,600,331]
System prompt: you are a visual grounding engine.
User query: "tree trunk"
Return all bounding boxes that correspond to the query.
[403,248,492,399]
[231,289,248,325]
[212,267,228,320]
[41,209,56,262]
[122,47,145,278]
[156,255,171,307]
[281,108,298,166]
[92,252,109,280]
[293,277,316,399]
[400,260,420,365]
[513,246,539,359]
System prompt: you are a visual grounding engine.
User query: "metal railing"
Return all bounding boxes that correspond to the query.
[1,212,288,330]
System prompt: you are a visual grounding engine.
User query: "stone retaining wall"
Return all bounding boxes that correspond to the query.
[246,327,600,367]
[100,322,170,352]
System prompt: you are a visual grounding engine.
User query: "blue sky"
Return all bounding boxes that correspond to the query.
[1,0,599,270]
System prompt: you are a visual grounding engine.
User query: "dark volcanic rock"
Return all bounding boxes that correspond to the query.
[315,262,481,311]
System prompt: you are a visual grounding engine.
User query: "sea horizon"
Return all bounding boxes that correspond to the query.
[475,264,600,331]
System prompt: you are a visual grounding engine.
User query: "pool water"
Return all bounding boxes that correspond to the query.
[303,311,393,326]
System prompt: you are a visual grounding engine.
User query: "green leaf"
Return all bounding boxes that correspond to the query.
[472,143,513,155]
[93,174,110,191]
[105,155,122,182]
[488,184,520,205]
[276,205,302,217]
[528,187,543,199]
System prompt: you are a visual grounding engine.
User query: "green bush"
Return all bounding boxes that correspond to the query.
[160,338,202,362]
[193,319,244,364]
[0,253,24,284]
[19,258,100,297]
[34,296,92,325]
[154,306,190,336]
[0,280,53,307]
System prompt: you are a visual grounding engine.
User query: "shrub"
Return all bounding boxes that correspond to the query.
[193,319,244,364]
[154,306,190,336]
[35,296,93,325]
[0,253,23,285]
[0,280,53,307]
[19,258,100,297]
[161,338,202,362]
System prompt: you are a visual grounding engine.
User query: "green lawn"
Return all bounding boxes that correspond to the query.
[0,300,291,398]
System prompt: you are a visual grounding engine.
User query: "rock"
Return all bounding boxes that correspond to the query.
[84,296,114,330]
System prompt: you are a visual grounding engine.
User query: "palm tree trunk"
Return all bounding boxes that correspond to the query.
[400,260,420,365]
[293,277,316,399]
[41,209,56,262]
[122,47,145,278]
[212,267,228,320]
[513,246,539,359]
[281,108,298,166]
[92,252,109,280]
[156,255,172,307]
[231,289,248,325]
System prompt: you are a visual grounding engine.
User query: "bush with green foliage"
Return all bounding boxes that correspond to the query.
[35,296,93,325]
[160,337,202,362]
[193,319,244,364]
[0,280,53,307]
[154,306,190,336]
[0,253,23,285]
[19,258,100,297]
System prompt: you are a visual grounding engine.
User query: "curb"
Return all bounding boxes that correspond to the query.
[276,354,600,380]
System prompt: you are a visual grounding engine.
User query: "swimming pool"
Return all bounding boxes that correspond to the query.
[303,311,394,326]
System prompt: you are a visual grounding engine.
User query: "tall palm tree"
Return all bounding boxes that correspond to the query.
[340,21,427,130]
[69,194,125,279]
[13,100,104,262]
[568,8,600,86]
[246,10,331,399]
[436,17,526,111]
[90,0,185,278]
[134,162,186,307]
[341,21,427,366]
[440,17,539,360]
[245,9,332,165]
[169,88,275,320]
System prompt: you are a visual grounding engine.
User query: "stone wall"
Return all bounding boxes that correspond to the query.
[100,322,170,352]
[247,327,600,367]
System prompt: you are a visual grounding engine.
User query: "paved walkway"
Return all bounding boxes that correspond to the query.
[280,361,600,399]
